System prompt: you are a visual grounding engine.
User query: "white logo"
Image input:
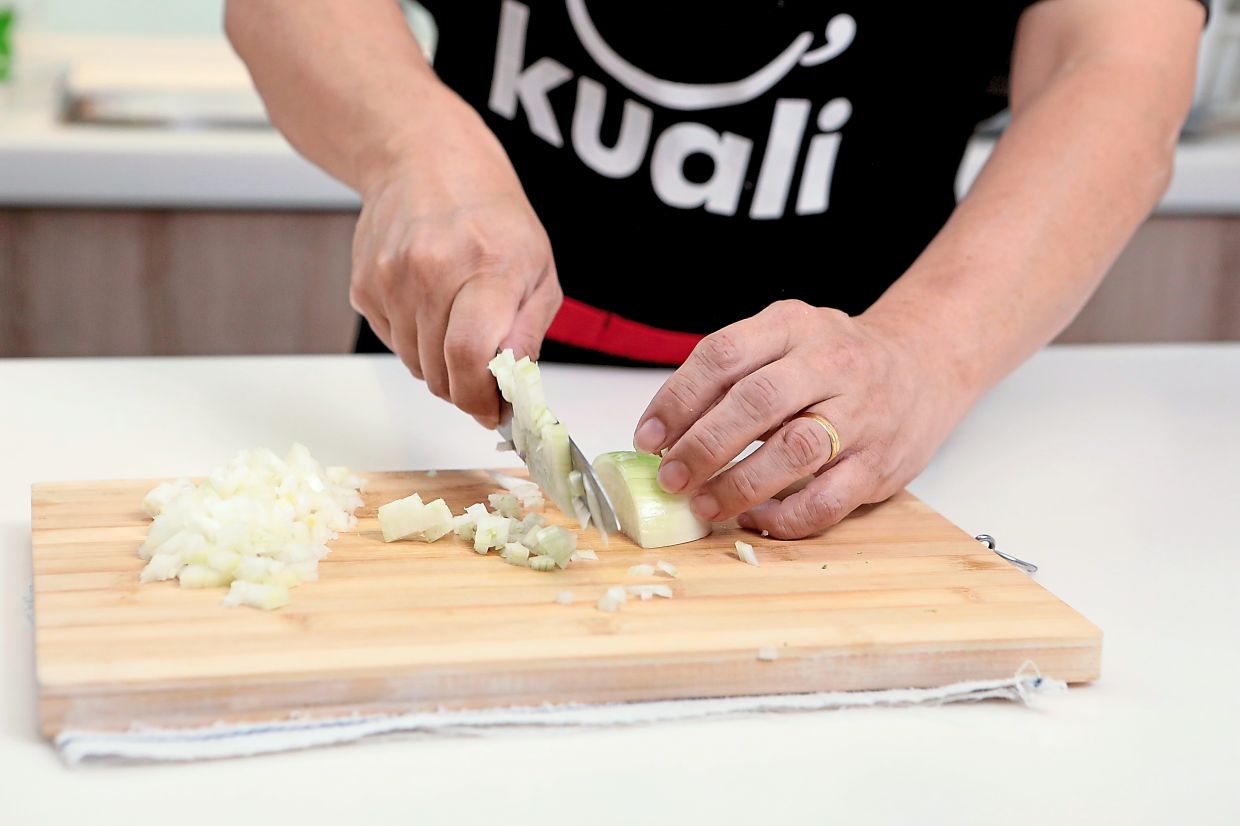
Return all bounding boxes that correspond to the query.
[489,1,854,219]
[565,0,856,111]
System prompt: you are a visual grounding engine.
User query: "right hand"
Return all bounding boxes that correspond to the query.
[349,93,562,429]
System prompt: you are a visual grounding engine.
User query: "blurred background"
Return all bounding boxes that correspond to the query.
[0,0,1238,358]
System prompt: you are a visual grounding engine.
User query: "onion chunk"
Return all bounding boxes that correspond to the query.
[593,452,711,549]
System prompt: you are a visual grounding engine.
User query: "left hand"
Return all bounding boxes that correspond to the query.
[632,300,973,539]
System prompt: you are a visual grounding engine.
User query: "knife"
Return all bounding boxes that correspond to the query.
[497,400,620,540]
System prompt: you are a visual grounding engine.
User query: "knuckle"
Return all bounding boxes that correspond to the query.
[348,284,369,314]
[372,250,403,278]
[807,487,849,527]
[721,466,762,509]
[399,354,424,381]
[778,420,830,471]
[732,373,782,422]
[829,336,866,374]
[769,299,812,323]
[685,419,731,464]
[662,376,702,416]
[694,331,743,373]
[427,376,451,401]
[444,329,484,365]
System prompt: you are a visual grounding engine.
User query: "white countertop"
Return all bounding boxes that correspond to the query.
[2,346,1238,824]
[4,34,1240,212]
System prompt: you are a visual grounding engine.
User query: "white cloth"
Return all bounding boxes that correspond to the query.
[55,663,1064,765]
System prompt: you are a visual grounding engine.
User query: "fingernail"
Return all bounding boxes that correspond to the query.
[634,418,666,452]
[737,513,755,529]
[657,459,689,493]
[691,493,719,521]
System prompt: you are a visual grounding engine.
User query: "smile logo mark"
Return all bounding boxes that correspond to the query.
[565,0,856,111]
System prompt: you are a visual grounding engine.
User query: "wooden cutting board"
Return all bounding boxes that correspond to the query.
[31,470,1101,737]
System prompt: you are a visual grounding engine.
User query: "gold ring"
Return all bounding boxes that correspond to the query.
[794,411,841,465]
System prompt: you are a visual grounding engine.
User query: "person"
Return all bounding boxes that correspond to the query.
[227,0,1207,539]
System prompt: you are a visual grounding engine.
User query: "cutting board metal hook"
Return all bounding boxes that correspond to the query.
[975,534,1039,574]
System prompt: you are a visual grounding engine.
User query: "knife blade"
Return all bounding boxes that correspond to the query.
[497,400,619,540]
[569,435,620,540]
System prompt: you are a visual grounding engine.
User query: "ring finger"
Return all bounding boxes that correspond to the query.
[689,400,849,522]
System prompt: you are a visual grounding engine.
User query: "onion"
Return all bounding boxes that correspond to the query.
[627,584,673,600]
[473,512,513,554]
[488,351,575,516]
[501,542,531,566]
[223,581,291,610]
[571,549,599,561]
[596,584,628,612]
[592,452,711,549]
[756,646,779,661]
[628,563,655,576]
[488,492,523,519]
[735,540,759,566]
[378,493,453,543]
[136,445,363,609]
[656,560,680,578]
[555,591,575,605]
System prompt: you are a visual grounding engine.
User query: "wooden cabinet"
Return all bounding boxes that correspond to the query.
[0,209,358,356]
[1,209,1237,358]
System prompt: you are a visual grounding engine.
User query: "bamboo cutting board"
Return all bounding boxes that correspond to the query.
[31,470,1101,737]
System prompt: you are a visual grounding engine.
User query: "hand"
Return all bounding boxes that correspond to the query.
[349,93,562,428]
[631,300,974,539]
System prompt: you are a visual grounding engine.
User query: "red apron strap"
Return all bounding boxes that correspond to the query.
[546,297,703,365]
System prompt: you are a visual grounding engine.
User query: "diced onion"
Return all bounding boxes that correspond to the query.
[628,564,655,577]
[501,541,531,566]
[136,444,363,609]
[488,492,523,519]
[735,540,760,566]
[596,584,628,612]
[757,646,779,661]
[571,549,599,561]
[555,591,575,605]
[378,494,453,543]
[473,512,512,554]
[627,584,673,600]
[223,581,291,611]
[656,560,679,578]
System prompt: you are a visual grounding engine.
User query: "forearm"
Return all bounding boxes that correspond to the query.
[864,56,1191,400]
[225,0,470,193]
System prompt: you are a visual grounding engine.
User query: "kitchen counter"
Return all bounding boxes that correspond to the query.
[2,346,1238,824]
[4,35,1240,212]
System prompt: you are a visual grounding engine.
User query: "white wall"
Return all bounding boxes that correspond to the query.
[16,1,225,36]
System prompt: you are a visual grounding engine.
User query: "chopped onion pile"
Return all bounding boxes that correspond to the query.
[735,540,760,566]
[137,444,365,610]
[377,485,578,571]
